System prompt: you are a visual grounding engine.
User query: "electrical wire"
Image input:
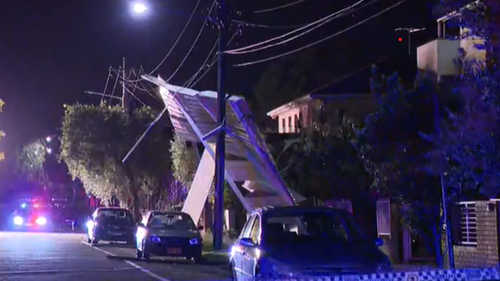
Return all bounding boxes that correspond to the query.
[124,0,202,83]
[226,0,365,55]
[190,31,239,87]
[253,0,308,14]
[232,20,306,29]
[234,0,408,67]
[165,0,216,83]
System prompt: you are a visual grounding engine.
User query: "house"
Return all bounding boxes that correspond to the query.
[266,93,379,134]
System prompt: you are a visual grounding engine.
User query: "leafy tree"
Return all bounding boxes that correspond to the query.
[60,103,171,220]
[170,135,198,189]
[169,133,236,209]
[17,140,50,186]
[278,119,369,200]
[355,66,465,267]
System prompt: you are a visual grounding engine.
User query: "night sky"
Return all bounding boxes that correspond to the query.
[0,0,437,172]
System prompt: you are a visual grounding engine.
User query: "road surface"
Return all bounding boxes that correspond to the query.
[0,231,230,281]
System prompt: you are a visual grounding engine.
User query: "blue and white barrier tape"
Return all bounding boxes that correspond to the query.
[255,267,499,281]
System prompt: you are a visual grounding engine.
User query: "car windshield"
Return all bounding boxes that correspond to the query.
[262,210,366,246]
[148,214,197,231]
[96,209,134,225]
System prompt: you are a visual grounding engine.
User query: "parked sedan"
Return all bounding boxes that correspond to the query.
[86,207,136,245]
[229,206,392,280]
[135,211,204,263]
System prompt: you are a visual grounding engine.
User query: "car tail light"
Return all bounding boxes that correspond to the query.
[36,217,47,225]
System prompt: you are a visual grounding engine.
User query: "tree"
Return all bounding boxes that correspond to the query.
[60,103,171,220]
[17,139,50,186]
[170,135,198,189]
[0,99,4,162]
[169,133,237,209]
[355,66,465,267]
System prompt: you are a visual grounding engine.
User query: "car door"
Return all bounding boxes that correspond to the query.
[233,215,255,279]
[241,214,261,280]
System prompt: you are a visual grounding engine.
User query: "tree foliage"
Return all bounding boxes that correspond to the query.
[169,133,237,209]
[60,103,171,219]
[17,139,49,185]
[278,119,369,200]
[170,135,198,189]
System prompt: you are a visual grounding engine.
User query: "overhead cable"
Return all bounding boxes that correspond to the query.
[253,0,308,14]
[165,0,216,83]
[234,0,408,67]
[226,0,366,55]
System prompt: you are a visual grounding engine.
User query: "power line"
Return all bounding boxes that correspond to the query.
[234,0,408,67]
[229,0,384,55]
[226,0,366,55]
[165,0,216,83]
[125,0,203,83]
[253,0,308,14]
[231,20,306,29]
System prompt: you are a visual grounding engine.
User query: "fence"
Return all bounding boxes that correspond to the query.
[256,267,499,281]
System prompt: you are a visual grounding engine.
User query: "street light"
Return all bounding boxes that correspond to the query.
[46,136,52,143]
[133,2,148,14]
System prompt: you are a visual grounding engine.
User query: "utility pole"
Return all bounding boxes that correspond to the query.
[395,27,426,55]
[121,57,127,109]
[213,0,227,252]
[433,88,455,269]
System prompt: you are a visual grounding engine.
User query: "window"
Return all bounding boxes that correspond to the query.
[281,118,286,132]
[458,203,477,245]
[376,199,391,237]
[295,114,300,133]
[240,215,255,238]
[262,211,365,246]
[250,215,261,244]
[288,116,292,132]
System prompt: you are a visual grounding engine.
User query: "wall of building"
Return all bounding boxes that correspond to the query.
[453,201,499,268]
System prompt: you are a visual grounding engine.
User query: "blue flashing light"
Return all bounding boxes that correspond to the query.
[150,235,161,243]
[189,238,199,245]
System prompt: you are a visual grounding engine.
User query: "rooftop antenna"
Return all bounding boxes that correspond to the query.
[395,27,426,55]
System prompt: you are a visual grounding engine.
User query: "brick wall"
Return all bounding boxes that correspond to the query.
[454,201,499,268]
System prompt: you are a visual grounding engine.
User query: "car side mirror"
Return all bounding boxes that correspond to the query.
[375,238,384,247]
[197,225,204,231]
[239,237,256,247]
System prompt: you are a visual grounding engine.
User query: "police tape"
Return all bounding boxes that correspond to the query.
[256,267,499,281]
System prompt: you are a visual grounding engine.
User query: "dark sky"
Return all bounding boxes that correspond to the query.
[0,0,437,168]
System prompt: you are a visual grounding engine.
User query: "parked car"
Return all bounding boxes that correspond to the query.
[229,206,392,280]
[86,207,136,245]
[135,211,204,263]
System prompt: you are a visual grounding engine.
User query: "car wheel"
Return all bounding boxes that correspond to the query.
[142,242,150,261]
[136,249,143,260]
[231,264,238,281]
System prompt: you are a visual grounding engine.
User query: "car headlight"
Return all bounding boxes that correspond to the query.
[189,238,199,245]
[13,216,23,226]
[86,220,95,229]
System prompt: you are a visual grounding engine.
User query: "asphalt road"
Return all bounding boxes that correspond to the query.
[0,231,230,281]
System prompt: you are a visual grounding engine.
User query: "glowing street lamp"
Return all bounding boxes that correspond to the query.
[133,3,148,14]
[46,148,52,154]
[46,136,52,143]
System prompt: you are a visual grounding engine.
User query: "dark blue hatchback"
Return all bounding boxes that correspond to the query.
[229,206,391,280]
